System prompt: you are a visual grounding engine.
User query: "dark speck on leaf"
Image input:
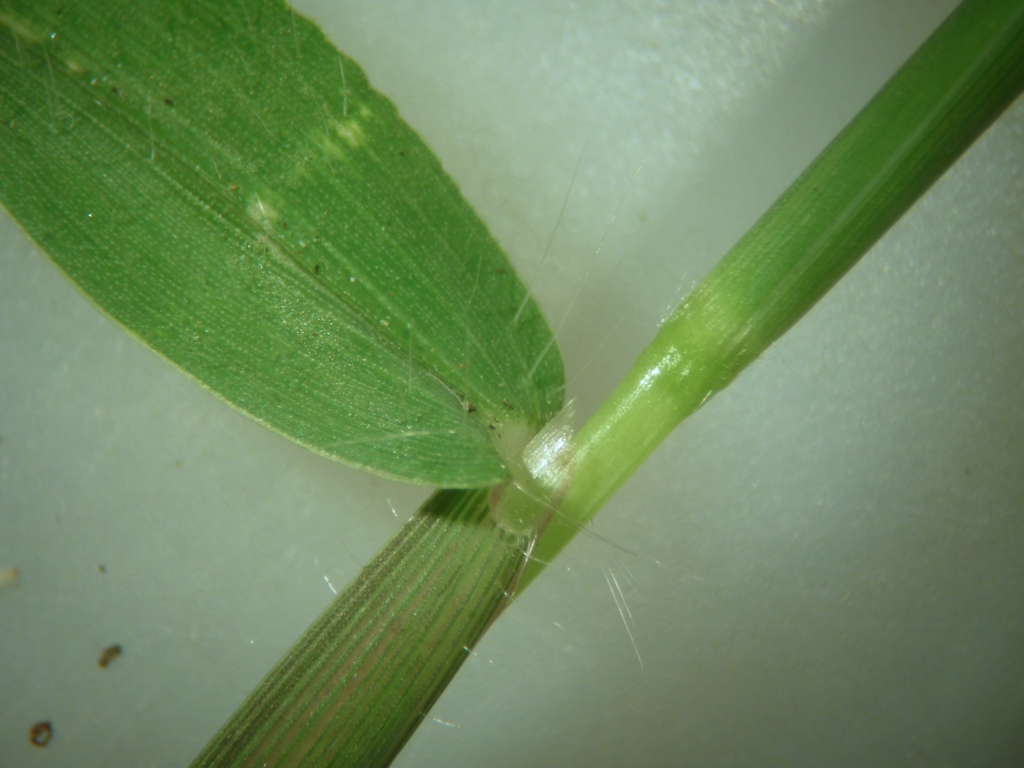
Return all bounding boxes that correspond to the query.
[163,97,174,107]
[465,403,477,414]
[314,264,320,275]
[502,399,513,410]
[488,424,496,430]
[98,564,106,573]
[29,721,52,747]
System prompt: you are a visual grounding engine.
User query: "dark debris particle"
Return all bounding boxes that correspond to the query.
[465,403,477,414]
[98,643,123,669]
[98,564,106,574]
[502,399,513,410]
[163,97,174,107]
[314,264,320,275]
[29,721,52,747]
[488,424,496,430]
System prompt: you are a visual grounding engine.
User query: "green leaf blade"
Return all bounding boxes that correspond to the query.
[0,0,564,486]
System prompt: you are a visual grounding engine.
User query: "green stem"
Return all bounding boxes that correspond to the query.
[522,0,1024,587]
[191,489,531,768]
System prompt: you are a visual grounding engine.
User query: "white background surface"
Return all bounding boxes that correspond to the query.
[2,0,1023,765]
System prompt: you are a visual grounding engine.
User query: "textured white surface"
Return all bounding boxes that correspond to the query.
[2,0,1023,765]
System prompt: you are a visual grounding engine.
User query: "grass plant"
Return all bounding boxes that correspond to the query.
[1,1,1022,765]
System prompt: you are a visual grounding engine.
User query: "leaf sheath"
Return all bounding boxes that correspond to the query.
[191,488,530,768]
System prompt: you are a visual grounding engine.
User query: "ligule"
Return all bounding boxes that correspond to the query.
[191,488,531,768]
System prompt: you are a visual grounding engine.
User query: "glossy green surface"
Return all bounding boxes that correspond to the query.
[0,0,563,486]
